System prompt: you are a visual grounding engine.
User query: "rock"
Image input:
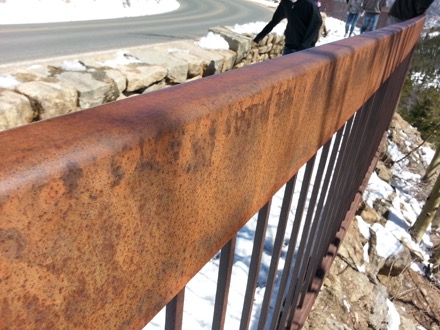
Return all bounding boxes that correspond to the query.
[55,70,119,109]
[265,33,275,45]
[366,226,387,281]
[115,63,167,93]
[128,48,189,84]
[210,49,237,72]
[375,161,392,183]
[148,42,205,79]
[379,243,412,276]
[388,112,432,172]
[0,89,35,131]
[367,284,390,329]
[99,68,127,95]
[258,44,273,54]
[337,219,367,272]
[305,255,389,330]
[157,45,204,79]
[24,64,56,78]
[304,315,352,330]
[8,64,55,85]
[272,33,284,45]
[400,314,417,330]
[16,80,77,120]
[390,113,421,141]
[209,26,252,62]
[161,40,225,77]
[142,80,168,94]
[358,201,380,225]
[373,198,395,223]
[10,71,45,84]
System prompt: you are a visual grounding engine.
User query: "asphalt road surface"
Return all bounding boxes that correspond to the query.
[0,0,273,66]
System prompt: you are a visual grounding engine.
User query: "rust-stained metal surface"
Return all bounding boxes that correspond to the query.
[0,17,425,329]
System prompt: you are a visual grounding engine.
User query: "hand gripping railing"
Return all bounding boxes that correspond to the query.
[0,16,425,330]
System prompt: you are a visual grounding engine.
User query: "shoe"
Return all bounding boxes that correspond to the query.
[344,33,348,37]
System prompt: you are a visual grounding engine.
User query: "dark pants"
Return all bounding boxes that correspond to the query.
[283,47,299,55]
[345,13,360,36]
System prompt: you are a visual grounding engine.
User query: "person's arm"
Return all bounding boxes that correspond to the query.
[300,5,323,49]
[416,0,435,16]
[254,3,286,43]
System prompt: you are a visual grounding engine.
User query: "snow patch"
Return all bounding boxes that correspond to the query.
[0,74,21,89]
[386,299,401,330]
[198,32,229,50]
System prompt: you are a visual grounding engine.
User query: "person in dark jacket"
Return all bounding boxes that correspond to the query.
[253,0,323,55]
[388,0,435,25]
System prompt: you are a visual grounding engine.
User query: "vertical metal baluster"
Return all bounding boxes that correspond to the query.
[165,288,185,330]
[212,237,237,330]
[240,200,272,330]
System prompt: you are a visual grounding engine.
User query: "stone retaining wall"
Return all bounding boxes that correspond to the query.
[0,26,285,132]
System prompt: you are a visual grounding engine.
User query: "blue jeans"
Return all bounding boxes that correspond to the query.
[361,13,379,33]
[345,13,360,36]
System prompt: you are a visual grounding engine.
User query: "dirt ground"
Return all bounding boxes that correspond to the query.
[304,232,440,330]
[378,231,440,330]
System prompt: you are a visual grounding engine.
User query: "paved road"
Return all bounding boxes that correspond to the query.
[0,0,273,65]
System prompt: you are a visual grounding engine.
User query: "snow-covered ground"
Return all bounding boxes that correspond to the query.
[0,1,436,329]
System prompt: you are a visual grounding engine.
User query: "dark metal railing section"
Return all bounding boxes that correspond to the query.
[0,16,424,330]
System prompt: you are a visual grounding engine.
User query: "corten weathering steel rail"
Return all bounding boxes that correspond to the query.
[0,16,425,330]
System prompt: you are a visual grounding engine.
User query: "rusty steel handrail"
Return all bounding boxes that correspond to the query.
[0,16,425,329]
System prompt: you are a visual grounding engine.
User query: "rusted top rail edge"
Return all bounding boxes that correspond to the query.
[0,17,424,329]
